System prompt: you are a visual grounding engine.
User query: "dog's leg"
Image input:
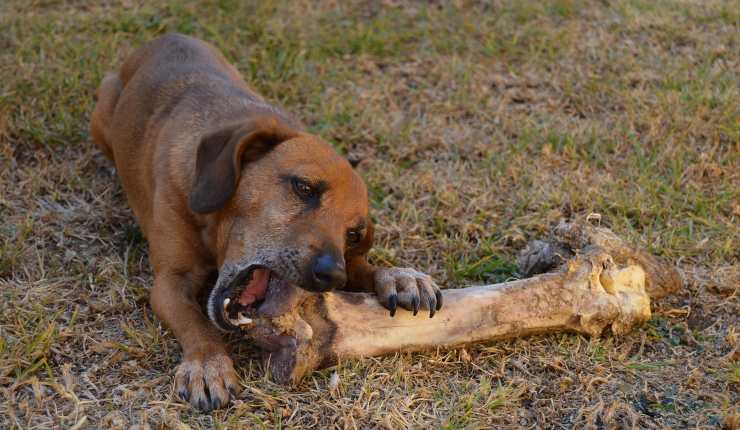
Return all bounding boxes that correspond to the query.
[150,271,239,411]
[90,73,122,162]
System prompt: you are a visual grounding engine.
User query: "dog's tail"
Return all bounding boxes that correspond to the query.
[89,73,122,162]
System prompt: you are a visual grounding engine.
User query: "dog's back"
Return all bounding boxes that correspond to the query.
[90,33,290,231]
[92,33,258,159]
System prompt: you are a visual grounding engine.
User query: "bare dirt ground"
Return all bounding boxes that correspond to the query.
[1,1,737,428]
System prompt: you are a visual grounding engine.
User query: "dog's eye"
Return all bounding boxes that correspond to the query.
[292,178,314,198]
[347,229,362,245]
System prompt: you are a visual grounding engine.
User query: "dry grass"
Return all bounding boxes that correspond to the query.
[1,0,738,428]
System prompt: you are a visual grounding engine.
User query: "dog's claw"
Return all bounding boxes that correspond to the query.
[388,294,397,317]
[428,296,436,318]
[412,295,420,316]
[435,289,443,311]
[178,386,190,402]
[209,395,224,411]
[197,397,211,412]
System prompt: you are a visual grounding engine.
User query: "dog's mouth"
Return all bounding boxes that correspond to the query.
[208,264,288,331]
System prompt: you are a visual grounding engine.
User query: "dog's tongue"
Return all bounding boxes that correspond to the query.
[239,268,270,305]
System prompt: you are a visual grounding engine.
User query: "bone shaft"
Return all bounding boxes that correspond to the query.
[323,272,594,360]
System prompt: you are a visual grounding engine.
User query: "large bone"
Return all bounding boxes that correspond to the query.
[242,219,680,384]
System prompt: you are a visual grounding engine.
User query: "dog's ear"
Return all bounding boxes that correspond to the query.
[190,115,299,214]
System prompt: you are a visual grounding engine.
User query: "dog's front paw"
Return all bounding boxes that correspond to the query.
[175,351,239,411]
[374,267,443,318]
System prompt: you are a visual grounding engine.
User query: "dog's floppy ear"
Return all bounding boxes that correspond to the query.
[190,115,299,214]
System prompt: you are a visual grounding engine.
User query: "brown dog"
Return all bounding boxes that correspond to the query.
[90,33,442,411]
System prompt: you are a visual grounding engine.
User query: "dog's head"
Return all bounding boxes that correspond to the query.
[190,113,373,331]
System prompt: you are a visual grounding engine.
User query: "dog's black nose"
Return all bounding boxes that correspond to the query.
[311,252,346,291]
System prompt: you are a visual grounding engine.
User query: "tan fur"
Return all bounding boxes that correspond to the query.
[90,33,440,411]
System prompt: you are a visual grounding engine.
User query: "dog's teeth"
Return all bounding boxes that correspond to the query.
[236,312,252,325]
[223,298,231,309]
